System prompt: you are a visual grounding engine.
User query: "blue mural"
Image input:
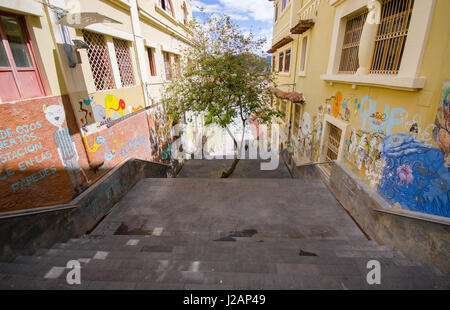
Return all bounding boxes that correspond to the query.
[377,134,450,217]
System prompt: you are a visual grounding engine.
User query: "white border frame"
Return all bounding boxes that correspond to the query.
[297,31,310,76]
[321,0,436,91]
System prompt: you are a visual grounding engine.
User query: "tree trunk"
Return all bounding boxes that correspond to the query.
[220,157,240,178]
[221,118,246,178]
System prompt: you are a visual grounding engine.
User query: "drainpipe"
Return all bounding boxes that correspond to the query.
[129,0,151,108]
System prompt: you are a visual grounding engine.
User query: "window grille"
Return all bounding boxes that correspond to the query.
[369,0,415,75]
[338,9,368,74]
[326,123,342,161]
[113,38,135,87]
[82,30,115,91]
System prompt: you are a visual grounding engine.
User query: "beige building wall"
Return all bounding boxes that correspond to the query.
[269,0,450,219]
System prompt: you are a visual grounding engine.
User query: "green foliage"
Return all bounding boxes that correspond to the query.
[162,13,282,131]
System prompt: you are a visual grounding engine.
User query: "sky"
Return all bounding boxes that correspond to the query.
[191,0,275,55]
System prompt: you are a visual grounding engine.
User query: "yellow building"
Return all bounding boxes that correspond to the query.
[268,0,450,218]
[0,0,192,211]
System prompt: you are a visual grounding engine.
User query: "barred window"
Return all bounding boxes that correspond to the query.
[284,49,291,72]
[82,30,115,91]
[338,9,368,74]
[278,52,284,72]
[113,38,135,87]
[369,0,415,75]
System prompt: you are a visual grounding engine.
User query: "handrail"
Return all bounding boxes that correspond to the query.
[373,208,450,227]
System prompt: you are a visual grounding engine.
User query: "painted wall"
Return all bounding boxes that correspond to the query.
[274,0,450,218]
[0,95,153,212]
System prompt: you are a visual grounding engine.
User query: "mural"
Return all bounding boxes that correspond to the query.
[377,133,449,217]
[78,92,145,130]
[43,103,88,197]
[286,86,449,217]
[347,129,385,188]
[432,82,450,168]
[148,104,174,163]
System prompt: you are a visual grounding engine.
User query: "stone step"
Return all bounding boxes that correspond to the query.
[11,253,429,275]
[1,265,447,290]
[36,242,406,262]
[54,238,391,253]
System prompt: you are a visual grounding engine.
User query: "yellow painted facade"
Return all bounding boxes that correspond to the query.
[269,0,450,218]
[0,0,192,133]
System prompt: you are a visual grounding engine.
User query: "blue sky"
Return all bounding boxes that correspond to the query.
[191,0,275,54]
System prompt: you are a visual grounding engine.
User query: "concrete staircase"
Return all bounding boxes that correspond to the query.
[1,233,448,289]
[1,162,449,290]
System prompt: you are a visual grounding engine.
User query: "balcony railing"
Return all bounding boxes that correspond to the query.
[297,0,322,21]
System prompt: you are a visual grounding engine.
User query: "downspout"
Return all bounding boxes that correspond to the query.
[129,0,151,108]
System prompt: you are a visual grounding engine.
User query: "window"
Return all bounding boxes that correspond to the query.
[159,0,174,17]
[174,55,181,77]
[275,2,278,22]
[299,35,308,73]
[282,0,287,11]
[0,12,45,102]
[293,103,301,132]
[321,0,429,90]
[163,51,172,80]
[280,99,287,115]
[147,48,156,76]
[272,55,276,72]
[113,38,135,87]
[278,52,284,72]
[369,0,415,75]
[338,9,368,74]
[182,2,188,25]
[284,49,291,72]
[82,30,115,91]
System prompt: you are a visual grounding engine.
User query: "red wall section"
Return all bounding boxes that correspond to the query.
[0,95,152,212]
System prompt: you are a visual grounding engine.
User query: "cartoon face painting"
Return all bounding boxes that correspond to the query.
[43,103,87,197]
[43,104,66,128]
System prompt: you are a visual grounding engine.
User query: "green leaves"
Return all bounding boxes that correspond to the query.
[162,12,280,129]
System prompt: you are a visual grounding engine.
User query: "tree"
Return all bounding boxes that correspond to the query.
[163,13,282,177]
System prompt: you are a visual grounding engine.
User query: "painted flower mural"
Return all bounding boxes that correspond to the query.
[396,164,413,187]
[378,133,450,217]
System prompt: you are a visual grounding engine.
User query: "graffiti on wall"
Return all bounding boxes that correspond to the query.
[148,104,174,163]
[43,104,88,197]
[347,129,385,188]
[78,94,145,130]
[287,86,449,217]
[377,133,449,217]
[432,82,450,168]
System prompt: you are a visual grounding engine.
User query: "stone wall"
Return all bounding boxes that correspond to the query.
[327,161,450,275]
[0,158,171,262]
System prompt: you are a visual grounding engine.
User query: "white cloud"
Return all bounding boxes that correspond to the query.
[193,0,273,22]
[218,0,274,22]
